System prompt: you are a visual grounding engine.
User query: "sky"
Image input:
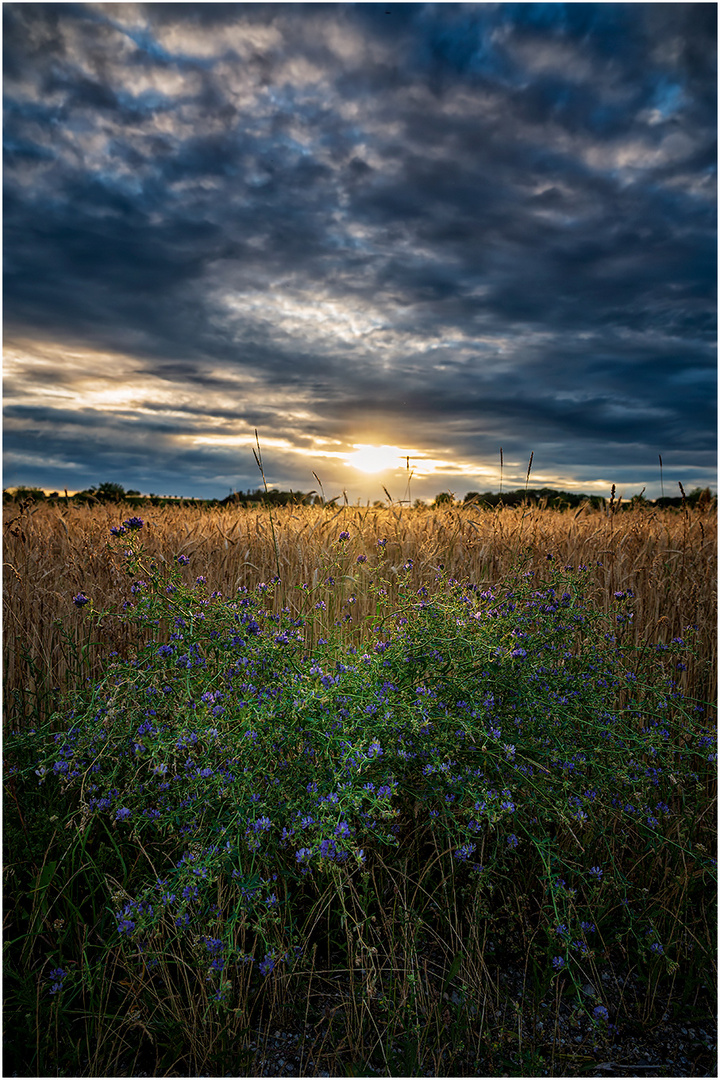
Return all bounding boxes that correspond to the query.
[3,2,717,503]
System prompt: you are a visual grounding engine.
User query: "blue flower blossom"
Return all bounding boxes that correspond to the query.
[258,954,276,976]
[48,967,67,994]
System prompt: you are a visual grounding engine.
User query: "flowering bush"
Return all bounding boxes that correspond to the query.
[10,525,716,1073]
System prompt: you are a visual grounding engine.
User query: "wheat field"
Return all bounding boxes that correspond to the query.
[4,497,717,731]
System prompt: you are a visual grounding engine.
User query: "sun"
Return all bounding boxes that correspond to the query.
[345,444,404,474]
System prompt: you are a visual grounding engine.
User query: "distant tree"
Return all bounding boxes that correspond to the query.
[126,489,141,497]
[222,488,313,507]
[6,486,46,502]
[91,482,126,502]
[432,492,456,507]
[688,487,715,508]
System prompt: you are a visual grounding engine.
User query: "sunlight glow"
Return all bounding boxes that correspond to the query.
[345,444,405,474]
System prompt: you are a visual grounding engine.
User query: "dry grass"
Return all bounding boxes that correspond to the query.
[4,498,716,730]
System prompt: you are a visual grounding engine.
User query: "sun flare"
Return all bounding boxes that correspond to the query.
[345,444,405,474]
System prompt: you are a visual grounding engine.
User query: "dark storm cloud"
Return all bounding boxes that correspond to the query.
[3,2,716,499]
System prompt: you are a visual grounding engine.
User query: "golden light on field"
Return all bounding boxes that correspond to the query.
[344,445,406,474]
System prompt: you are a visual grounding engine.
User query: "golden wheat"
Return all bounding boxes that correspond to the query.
[4,498,716,728]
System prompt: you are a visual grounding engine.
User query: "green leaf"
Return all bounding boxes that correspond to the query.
[442,950,463,992]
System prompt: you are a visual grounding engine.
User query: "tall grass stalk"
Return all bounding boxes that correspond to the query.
[252,429,282,584]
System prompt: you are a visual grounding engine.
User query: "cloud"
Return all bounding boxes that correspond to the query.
[3,2,715,499]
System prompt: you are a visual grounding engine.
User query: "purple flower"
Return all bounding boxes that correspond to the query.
[552,956,565,972]
[650,942,664,956]
[338,531,350,541]
[196,576,207,586]
[116,904,136,935]
[123,517,144,530]
[177,554,190,566]
[115,807,132,822]
[593,1005,609,1024]
[48,967,67,995]
[72,593,90,607]
[258,954,276,976]
[589,866,603,880]
[110,525,126,536]
[356,554,367,564]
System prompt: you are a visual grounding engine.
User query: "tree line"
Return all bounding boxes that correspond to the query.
[3,481,715,511]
